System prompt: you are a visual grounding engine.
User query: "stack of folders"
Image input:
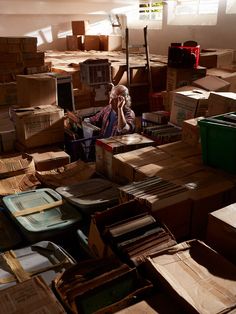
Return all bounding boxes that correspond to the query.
[142,123,182,145]
[104,213,176,266]
[119,177,189,211]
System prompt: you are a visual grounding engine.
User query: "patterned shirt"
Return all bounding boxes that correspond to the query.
[89,105,136,138]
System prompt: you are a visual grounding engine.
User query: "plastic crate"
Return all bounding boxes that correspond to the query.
[79,59,111,86]
[198,112,236,173]
[65,134,98,162]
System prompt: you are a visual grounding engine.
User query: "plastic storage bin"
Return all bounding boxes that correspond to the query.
[79,59,111,86]
[198,112,236,173]
[0,241,76,290]
[56,178,119,216]
[2,188,83,243]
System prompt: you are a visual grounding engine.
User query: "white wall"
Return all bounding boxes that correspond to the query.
[0,0,235,55]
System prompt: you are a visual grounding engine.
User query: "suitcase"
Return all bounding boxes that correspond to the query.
[0,240,76,290]
[2,188,83,243]
[56,178,119,216]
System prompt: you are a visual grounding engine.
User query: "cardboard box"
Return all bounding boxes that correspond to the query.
[17,74,57,107]
[88,199,149,258]
[84,35,100,51]
[170,88,209,127]
[0,153,35,179]
[158,140,202,159]
[206,204,236,265]
[181,117,204,146]
[22,51,45,67]
[28,148,70,171]
[0,82,17,106]
[192,75,231,92]
[167,66,207,91]
[172,169,234,239]
[0,173,40,196]
[0,276,66,314]
[95,133,155,179]
[207,91,236,116]
[145,239,236,314]
[199,48,234,68]
[99,35,122,51]
[0,108,16,152]
[112,146,170,184]
[66,35,83,51]
[14,105,64,148]
[72,20,89,35]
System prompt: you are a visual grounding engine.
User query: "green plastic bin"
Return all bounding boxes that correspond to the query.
[198,112,236,174]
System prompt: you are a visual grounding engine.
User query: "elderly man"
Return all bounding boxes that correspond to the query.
[86,85,135,138]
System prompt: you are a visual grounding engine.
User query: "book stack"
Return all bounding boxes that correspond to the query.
[119,176,189,211]
[103,213,176,266]
[142,123,182,145]
[142,111,170,127]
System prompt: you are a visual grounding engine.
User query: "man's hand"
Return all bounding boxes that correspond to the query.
[117,95,126,110]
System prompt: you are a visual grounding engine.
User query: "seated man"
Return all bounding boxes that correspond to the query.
[85,84,135,138]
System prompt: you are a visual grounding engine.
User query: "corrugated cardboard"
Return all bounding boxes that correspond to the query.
[199,48,234,68]
[167,66,206,91]
[13,105,64,148]
[84,35,100,51]
[170,89,209,127]
[172,169,234,239]
[0,173,40,196]
[0,82,17,106]
[0,153,35,179]
[36,160,95,188]
[66,35,83,51]
[192,75,231,92]
[207,91,236,116]
[0,276,66,314]
[0,108,16,152]
[28,148,70,171]
[206,204,236,265]
[96,133,155,179]
[181,117,203,146]
[112,146,171,184]
[145,239,236,314]
[72,20,89,35]
[99,35,122,51]
[158,140,202,159]
[16,74,57,107]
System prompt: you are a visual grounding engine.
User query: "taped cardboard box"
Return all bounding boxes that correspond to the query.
[84,35,100,51]
[145,239,236,314]
[13,105,64,148]
[0,153,35,179]
[112,146,171,184]
[16,74,57,107]
[170,88,209,127]
[206,204,236,265]
[0,276,66,314]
